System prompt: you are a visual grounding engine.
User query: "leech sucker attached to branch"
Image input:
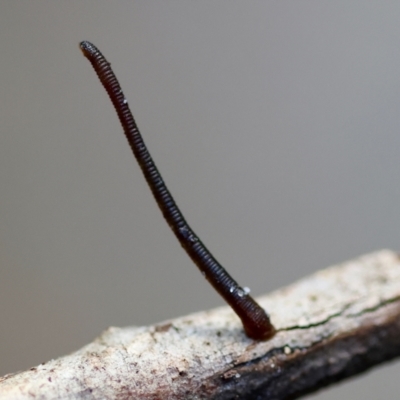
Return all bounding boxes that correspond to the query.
[79,40,275,340]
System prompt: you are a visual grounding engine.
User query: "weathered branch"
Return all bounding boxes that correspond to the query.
[1,250,400,399]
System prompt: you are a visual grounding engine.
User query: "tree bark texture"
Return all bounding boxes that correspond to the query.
[1,250,400,399]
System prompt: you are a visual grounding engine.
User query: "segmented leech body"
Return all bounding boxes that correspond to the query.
[80,41,275,340]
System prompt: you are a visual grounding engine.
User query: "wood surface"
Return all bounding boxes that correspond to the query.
[1,250,400,399]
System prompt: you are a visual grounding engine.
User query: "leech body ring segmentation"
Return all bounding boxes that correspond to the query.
[79,40,275,341]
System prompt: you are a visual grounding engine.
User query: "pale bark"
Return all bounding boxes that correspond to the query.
[1,250,400,399]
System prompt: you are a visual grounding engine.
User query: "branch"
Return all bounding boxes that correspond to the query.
[1,250,400,399]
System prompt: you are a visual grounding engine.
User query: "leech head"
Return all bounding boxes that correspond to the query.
[79,41,276,341]
[80,40,96,55]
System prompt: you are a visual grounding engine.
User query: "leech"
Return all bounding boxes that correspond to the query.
[79,41,275,340]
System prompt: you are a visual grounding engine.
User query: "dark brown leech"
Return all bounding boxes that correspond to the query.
[80,41,275,340]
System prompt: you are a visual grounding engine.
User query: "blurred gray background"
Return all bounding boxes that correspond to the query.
[1,2,400,398]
